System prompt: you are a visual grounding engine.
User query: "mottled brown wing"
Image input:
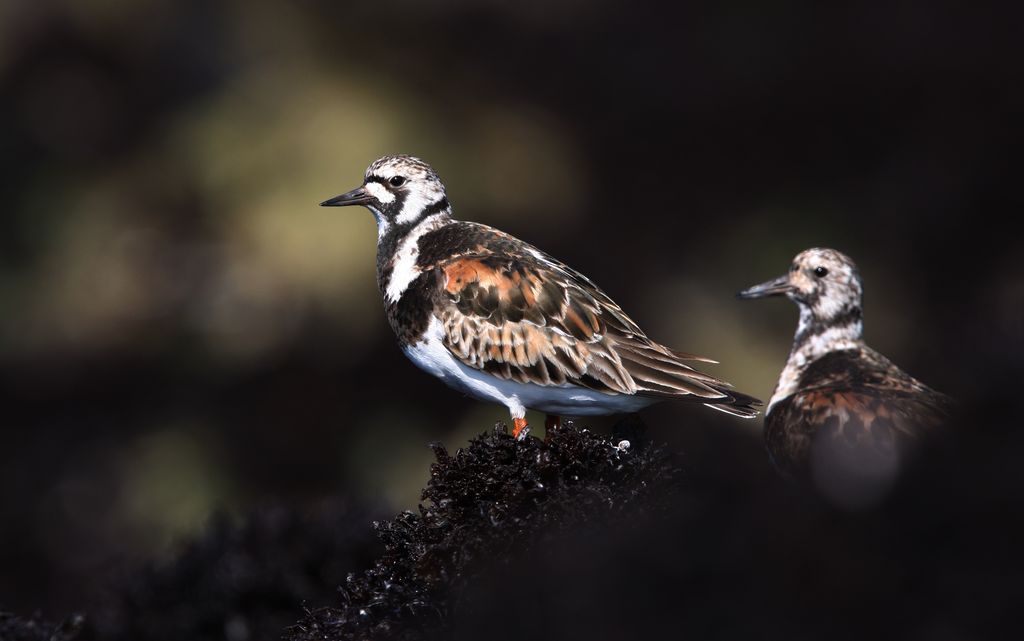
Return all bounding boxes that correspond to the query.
[802,348,953,406]
[434,252,740,402]
[766,383,948,475]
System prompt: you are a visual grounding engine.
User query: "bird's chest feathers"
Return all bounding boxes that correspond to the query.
[375,215,451,339]
[382,269,440,346]
[379,224,429,303]
[768,331,862,414]
[769,356,809,415]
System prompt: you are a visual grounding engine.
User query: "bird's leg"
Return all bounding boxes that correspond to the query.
[512,417,530,440]
[544,414,562,438]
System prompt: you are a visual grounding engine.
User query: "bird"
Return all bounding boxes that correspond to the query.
[321,154,760,439]
[737,248,952,506]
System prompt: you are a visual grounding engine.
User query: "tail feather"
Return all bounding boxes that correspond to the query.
[610,335,762,418]
[704,389,762,419]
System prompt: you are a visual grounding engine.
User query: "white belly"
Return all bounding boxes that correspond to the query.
[403,317,657,418]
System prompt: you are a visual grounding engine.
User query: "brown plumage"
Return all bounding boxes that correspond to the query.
[428,237,748,406]
[764,347,952,477]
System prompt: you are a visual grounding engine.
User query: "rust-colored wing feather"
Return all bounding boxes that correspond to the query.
[424,235,759,416]
[766,349,952,475]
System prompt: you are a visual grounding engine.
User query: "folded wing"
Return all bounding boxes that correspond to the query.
[430,247,759,416]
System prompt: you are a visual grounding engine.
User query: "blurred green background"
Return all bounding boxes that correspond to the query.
[1,0,1020,614]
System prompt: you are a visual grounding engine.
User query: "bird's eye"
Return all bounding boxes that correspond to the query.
[389,176,406,187]
[814,266,829,278]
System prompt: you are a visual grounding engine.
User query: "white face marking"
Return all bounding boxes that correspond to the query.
[395,181,445,225]
[383,214,447,303]
[403,317,658,419]
[363,181,394,204]
[813,289,848,319]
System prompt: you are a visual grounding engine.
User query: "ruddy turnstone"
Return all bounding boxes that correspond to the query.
[738,248,952,504]
[321,155,760,439]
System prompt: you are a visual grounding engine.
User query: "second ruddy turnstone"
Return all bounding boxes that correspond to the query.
[738,248,952,506]
[322,155,760,439]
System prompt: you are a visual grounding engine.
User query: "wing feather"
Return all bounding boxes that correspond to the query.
[421,235,758,414]
[766,364,951,475]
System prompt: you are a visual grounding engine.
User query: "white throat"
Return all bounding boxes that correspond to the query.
[368,206,390,240]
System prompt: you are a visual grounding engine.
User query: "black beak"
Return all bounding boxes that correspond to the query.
[736,274,795,299]
[320,186,374,207]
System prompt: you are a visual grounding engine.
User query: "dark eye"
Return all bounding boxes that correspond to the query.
[389,176,406,187]
[814,266,829,278]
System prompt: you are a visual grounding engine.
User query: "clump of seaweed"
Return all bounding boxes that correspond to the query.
[288,421,678,641]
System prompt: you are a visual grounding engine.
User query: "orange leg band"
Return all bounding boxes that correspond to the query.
[512,417,529,440]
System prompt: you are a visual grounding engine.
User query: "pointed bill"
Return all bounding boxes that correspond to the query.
[320,186,373,207]
[736,274,794,299]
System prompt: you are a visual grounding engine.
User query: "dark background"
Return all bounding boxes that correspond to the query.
[1,0,1021,617]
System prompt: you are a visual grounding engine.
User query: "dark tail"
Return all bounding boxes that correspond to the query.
[703,389,762,419]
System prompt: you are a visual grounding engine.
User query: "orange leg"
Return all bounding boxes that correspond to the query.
[512,417,529,440]
[544,414,562,432]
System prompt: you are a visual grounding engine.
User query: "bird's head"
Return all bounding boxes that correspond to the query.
[321,155,451,238]
[738,248,864,327]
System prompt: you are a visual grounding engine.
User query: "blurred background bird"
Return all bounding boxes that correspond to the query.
[1,0,1019,616]
[738,248,954,508]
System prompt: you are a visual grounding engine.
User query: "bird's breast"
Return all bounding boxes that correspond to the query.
[385,270,442,347]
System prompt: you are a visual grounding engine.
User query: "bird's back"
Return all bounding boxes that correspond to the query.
[765,347,951,477]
